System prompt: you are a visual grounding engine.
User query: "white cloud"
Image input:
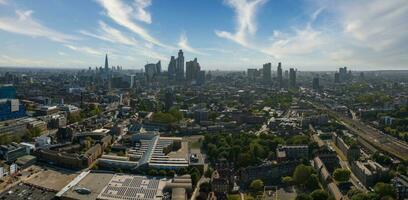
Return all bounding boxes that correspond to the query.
[133,0,152,24]
[0,9,77,43]
[177,32,207,55]
[64,44,103,56]
[0,0,7,5]
[95,0,169,48]
[58,51,67,56]
[335,0,408,52]
[80,21,138,46]
[215,0,267,47]
[262,26,326,58]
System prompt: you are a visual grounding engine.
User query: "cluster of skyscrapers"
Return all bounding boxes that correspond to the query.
[334,67,350,83]
[144,49,205,85]
[247,62,296,89]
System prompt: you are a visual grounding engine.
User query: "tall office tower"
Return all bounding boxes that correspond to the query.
[313,76,320,91]
[186,58,201,82]
[164,89,174,111]
[145,63,157,81]
[156,61,161,74]
[104,54,109,71]
[277,62,283,88]
[339,66,347,82]
[197,70,206,85]
[334,72,340,83]
[129,75,135,88]
[247,69,259,81]
[168,56,176,80]
[262,62,272,84]
[289,68,296,88]
[176,50,184,81]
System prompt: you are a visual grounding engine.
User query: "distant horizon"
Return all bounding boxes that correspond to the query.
[2,65,408,72]
[0,0,407,70]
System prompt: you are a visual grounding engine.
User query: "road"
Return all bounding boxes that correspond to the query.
[310,101,408,161]
[191,176,209,200]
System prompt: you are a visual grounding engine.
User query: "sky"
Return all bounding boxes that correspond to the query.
[0,0,407,71]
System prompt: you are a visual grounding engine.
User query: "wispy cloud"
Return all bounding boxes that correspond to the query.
[215,0,267,47]
[0,0,7,5]
[95,0,169,48]
[133,0,152,24]
[80,21,138,46]
[177,32,207,55]
[262,26,326,58]
[0,10,77,43]
[64,44,103,56]
[335,0,408,52]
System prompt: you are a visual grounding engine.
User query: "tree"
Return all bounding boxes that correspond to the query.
[310,189,329,200]
[347,188,363,198]
[306,174,320,191]
[167,170,176,177]
[296,194,313,200]
[148,169,158,176]
[205,167,214,178]
[373,182,396,198]
[293,164,312,185]
[333,168,351,183]
[350,193,370,200]
[282,176,294,186]
[249,179,264,191]
[158,170,167,176]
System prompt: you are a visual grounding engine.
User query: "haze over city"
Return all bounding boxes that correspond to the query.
[0,0,407,70]
[1,1,408,200]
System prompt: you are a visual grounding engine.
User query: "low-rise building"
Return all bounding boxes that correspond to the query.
[332,132,360,161]
[0,143,28,162]
[351,160,389,187]
[392,174,408,200]
[276,145,309,162]
[240,160,299,187]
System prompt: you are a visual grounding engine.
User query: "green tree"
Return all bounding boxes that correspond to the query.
[158,170,167,176]
[310,189,329,200]
[350,193,370,200]
[296,194,313,200]
[373,182,396,198]
[333,168,351,183]
[282,176,294,186]
[249,179,264,191]
[293,164,312,185]
[205,167,214,178]
[148,169,158,176]
[306,174,320,191]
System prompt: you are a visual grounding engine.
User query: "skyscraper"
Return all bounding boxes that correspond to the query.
[176,50,184,81]
[104,54,109,71]
[277,62,283,88]
[262,62,271,84]
[334,72,340,83]
[186,58,201,82]
[197,70,206,86]
[313,76,320,91]
[289,68,296,88]
[168,56,176,80]
[145,61,161,81]
[156,61,161,74]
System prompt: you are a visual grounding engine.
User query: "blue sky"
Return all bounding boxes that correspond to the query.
[0,0,407,70]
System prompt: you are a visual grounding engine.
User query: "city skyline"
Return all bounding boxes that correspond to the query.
[0,0,407,70]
